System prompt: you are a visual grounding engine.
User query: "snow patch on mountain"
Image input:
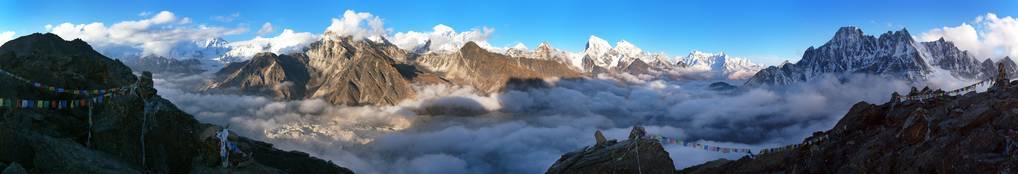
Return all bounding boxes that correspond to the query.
[225,29,320,62]
[681,51,764,79]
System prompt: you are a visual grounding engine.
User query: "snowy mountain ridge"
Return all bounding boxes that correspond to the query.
[745,26,1015,86]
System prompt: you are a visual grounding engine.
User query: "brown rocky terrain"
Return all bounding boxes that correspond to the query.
[415,42,582,93]
[546,126,676,174]
[681,82,1018,173]
[208,52,311,100]
[211,36,582,105]
[210,35,417,106]
[0,33,352,173]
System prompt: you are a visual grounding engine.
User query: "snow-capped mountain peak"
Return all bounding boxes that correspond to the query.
[167,37,230,60]
[584,35,612,57]
[537,42,552,50]
[745,27,1010,86]
[681,50,763,80]
[832,26,865,42]
[614,40,644,58]
[510,43,528,51]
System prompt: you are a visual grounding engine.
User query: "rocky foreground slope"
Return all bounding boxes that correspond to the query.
[682,82,1018,173]
[546,126,676,174]
[0,33,351,173]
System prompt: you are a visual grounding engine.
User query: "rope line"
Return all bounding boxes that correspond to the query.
[901,80,989,102]
[0,68,138,109]
[635,136,642,174]
[0,68,135,97]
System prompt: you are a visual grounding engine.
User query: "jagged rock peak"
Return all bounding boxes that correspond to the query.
[537,42,552,50]
[584,35,612,55]
[461,41,483,52]
[832,26,865,41]
[878,28,914,43]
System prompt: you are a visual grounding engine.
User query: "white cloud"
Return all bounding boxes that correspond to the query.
[257,22,275,35]
[0,31,15,45]
[46,11,247,58]
[227,29,320,58]
[390,24,496,52]
[920,13,1018,60]
[322,10,497,52]
[325,10,388,41]
[211,12,240,22]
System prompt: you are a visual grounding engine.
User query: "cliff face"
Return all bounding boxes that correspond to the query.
[681,83,1018,173]
[0,33,351,173]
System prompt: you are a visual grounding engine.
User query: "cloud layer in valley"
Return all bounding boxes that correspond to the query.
[920,13,1018,60]
[154,72,919,174]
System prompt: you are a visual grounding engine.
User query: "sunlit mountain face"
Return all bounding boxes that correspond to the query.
[1,1,1017,173]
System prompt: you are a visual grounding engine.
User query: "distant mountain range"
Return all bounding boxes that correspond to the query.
[500,35,765,80]
[83,29,763,81]
[746,26,1016,86]
[69,25,1018,106]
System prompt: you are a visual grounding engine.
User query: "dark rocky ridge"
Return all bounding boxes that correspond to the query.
[681,82,1018,173]
[546,127,676,174]
[0,33,351,173]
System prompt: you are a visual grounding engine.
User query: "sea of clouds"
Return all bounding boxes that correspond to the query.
[149,72,947,174]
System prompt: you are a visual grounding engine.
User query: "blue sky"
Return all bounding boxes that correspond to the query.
[1,0,1015,65]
